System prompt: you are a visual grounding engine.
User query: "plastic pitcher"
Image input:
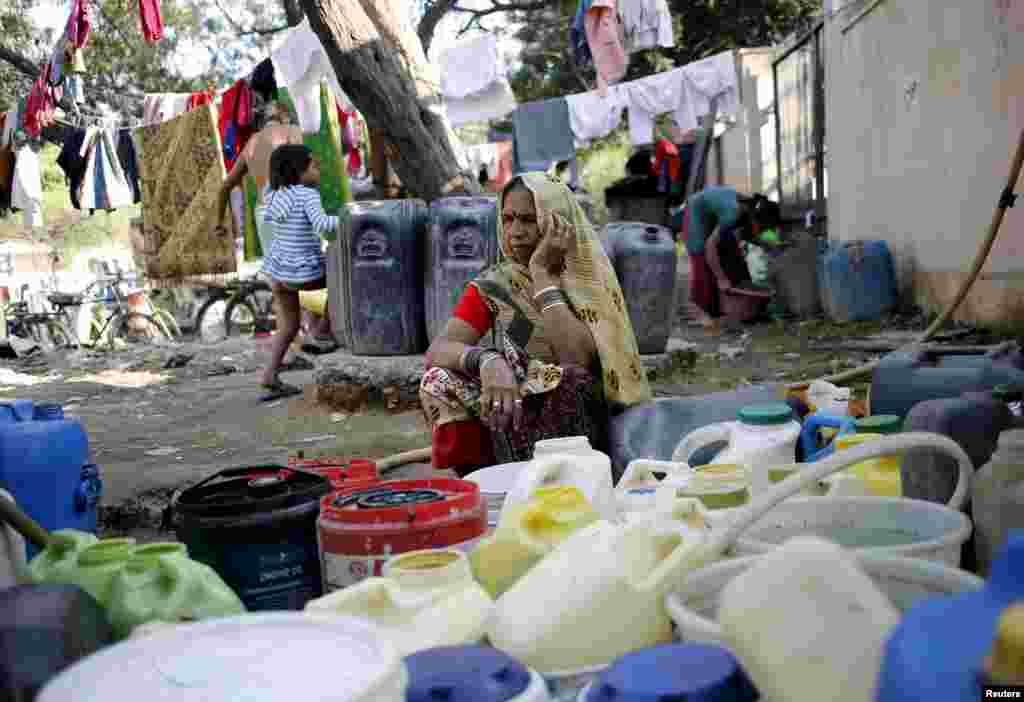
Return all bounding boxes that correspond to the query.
[488,517,709,672]
[716,536,900,702]
[470,485,599,598]
[799,413,858,462]
[106,543,246,639]
[26,529,100,585]
[502,441,616,523]
[672,403,801,495]
[305,548,493,656]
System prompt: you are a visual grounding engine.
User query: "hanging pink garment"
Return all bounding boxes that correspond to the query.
[24,68,59,137]
[139,0,164,42]
[65,0,93,49]
[584,0,627,96]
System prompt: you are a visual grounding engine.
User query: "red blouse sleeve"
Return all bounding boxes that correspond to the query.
[452,284,494,336]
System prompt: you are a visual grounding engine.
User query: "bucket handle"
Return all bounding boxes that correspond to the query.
[664,591,728,643]
[671,423,731,465]
[181,465,295,492]
[634,432,972,597]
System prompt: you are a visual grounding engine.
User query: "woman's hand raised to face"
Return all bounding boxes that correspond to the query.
[529,210,571,278]
[479,357,524,433]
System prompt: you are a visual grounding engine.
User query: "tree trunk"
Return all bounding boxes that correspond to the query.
[300,0,475,202]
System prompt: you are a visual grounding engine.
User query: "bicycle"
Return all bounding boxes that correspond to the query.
[3,285,76,350]
[76,264,179,348]
[194,276,275,344]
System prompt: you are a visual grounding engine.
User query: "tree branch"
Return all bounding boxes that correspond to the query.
[417,0,458,55]
[449,0,547,18]
[211,0,293,36]
[0,44,41,79]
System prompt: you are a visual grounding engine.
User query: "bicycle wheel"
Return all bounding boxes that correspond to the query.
[195,294,232,344]
[196,295,258,343]
[45,319,76,349]
[151,307,181,339]
[225,297,259,338]
[115,313,171,344]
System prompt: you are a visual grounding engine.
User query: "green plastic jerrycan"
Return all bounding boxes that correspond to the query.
[107,543,246,638]
[62,538,137,608]
[27,529,100,585]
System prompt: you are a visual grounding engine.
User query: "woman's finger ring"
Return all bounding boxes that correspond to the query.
[492,399,501,409]
[514,399,523,405]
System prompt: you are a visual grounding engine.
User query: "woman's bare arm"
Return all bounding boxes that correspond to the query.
[425,318,484,370]
[532,272,597,368]
[217,159,249,224]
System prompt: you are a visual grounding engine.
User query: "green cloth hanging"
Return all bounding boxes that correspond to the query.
[243,174,262,261]
[277,83,352,215]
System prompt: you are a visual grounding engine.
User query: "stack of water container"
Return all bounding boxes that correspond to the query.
[817,239,899,322]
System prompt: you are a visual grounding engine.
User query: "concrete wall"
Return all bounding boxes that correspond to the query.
[706,49,776,196]
[825,0,1024,324]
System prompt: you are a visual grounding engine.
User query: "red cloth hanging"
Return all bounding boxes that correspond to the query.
[65,0,93,49]
[139,0,164,42]
[218,80,256,172]
[24,68,58,137]
[654,138,681,182]
[348,148,362,177]
[187,91,214,111]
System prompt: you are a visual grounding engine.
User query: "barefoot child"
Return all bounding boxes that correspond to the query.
[259,143,345,401]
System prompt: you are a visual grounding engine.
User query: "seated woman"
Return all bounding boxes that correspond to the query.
[682,186,781,331]
[420,173,652,476]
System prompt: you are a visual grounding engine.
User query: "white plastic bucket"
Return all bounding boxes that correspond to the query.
[733,495,972,566]
[665,551,984,645]
[465,461,529,528]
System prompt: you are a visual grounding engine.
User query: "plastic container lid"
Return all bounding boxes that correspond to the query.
[855,415,902,435]
[320,479,485,528]
[36,613,405,702]
[583,642,758,702]
[737,403,794,426]
[404,645,531,702]
[997,429,1024,452]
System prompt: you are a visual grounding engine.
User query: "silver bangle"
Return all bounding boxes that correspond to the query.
[541,301,569,313]
[533,285,559,300]
[480,352,502,371]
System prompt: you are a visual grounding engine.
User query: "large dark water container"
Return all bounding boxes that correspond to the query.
[425,196,499,343]
[871,345,1024,419]
[603,222,677,354]
[0,401,101,560]
[174,466,331,612]
[340,199,428,356]
[0,584,114,701]
[819,240,898,322]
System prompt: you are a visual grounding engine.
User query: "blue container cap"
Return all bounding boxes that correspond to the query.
[0,400,35,422]
[404,645,531,702]
[585,643,758,702]
[737,403,793,426]
[877,533,1024,702]
[33,403,64,421]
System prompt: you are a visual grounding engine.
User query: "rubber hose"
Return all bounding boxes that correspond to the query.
[377,446,433,474]
[789,127,1024,390]
[0,494,50,550]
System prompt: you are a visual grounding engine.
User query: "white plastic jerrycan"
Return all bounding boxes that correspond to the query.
[502,438,616,522]
[488,510,713,673]
[672,403,801,494]
[615,460,696,521]
[716,536,900,702]
[304,548,493,656]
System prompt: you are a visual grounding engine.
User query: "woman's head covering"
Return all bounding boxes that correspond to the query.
[480,172,651,411]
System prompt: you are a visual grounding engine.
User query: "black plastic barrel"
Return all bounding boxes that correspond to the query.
[335,199,429,356]
[174,466,331,612]
[606,222,677,354]
[0,584,114,700]
[425,197,499,343]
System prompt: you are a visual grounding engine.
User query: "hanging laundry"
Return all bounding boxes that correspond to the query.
[136,104,236,279]
[653,137,680,193]
[11,138,44,229]
[56,126,89,210]
[80,129,135,211]
[625,67,698,145]
[440,34,506,100]
[48,40,65,87]
[139,0,164,42]
[188,90,215,111]
[619,0,674,54]
[65,38,87,74]
[250,58,279,103]
[116,131,142,204]
[65,0,93,49]
[444,79,517,128]
[486,141,514,192]
[0,113,11,215]
[584,0,627,95]
[271,19,345,133]
[219,80,256,171]
[511,98,576,173]
[464,143,501,183]
[683,50,739,117]
[23,70,59,137]
[143,94,190,124]
[570,0,594,67]
[566,86,625,146]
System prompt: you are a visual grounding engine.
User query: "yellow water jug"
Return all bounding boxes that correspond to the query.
[469,485,599,598]
[834,433,902,497]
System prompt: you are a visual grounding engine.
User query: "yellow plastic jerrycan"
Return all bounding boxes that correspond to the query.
[27,529,99,585]
[489,507,713,672]
[834,433,902,497]
[470,485,599,598]
[304,548,493,656]
[107,543,246,639]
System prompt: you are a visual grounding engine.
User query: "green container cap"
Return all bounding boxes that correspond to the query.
[738,403,794,426]
[856,415,902,435]
[994,385,1024,402]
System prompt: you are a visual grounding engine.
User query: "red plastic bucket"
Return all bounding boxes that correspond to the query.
[288,456,379,491]
[317,479,487,593]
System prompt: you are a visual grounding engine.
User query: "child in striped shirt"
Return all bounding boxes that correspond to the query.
[259,143,347,402]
